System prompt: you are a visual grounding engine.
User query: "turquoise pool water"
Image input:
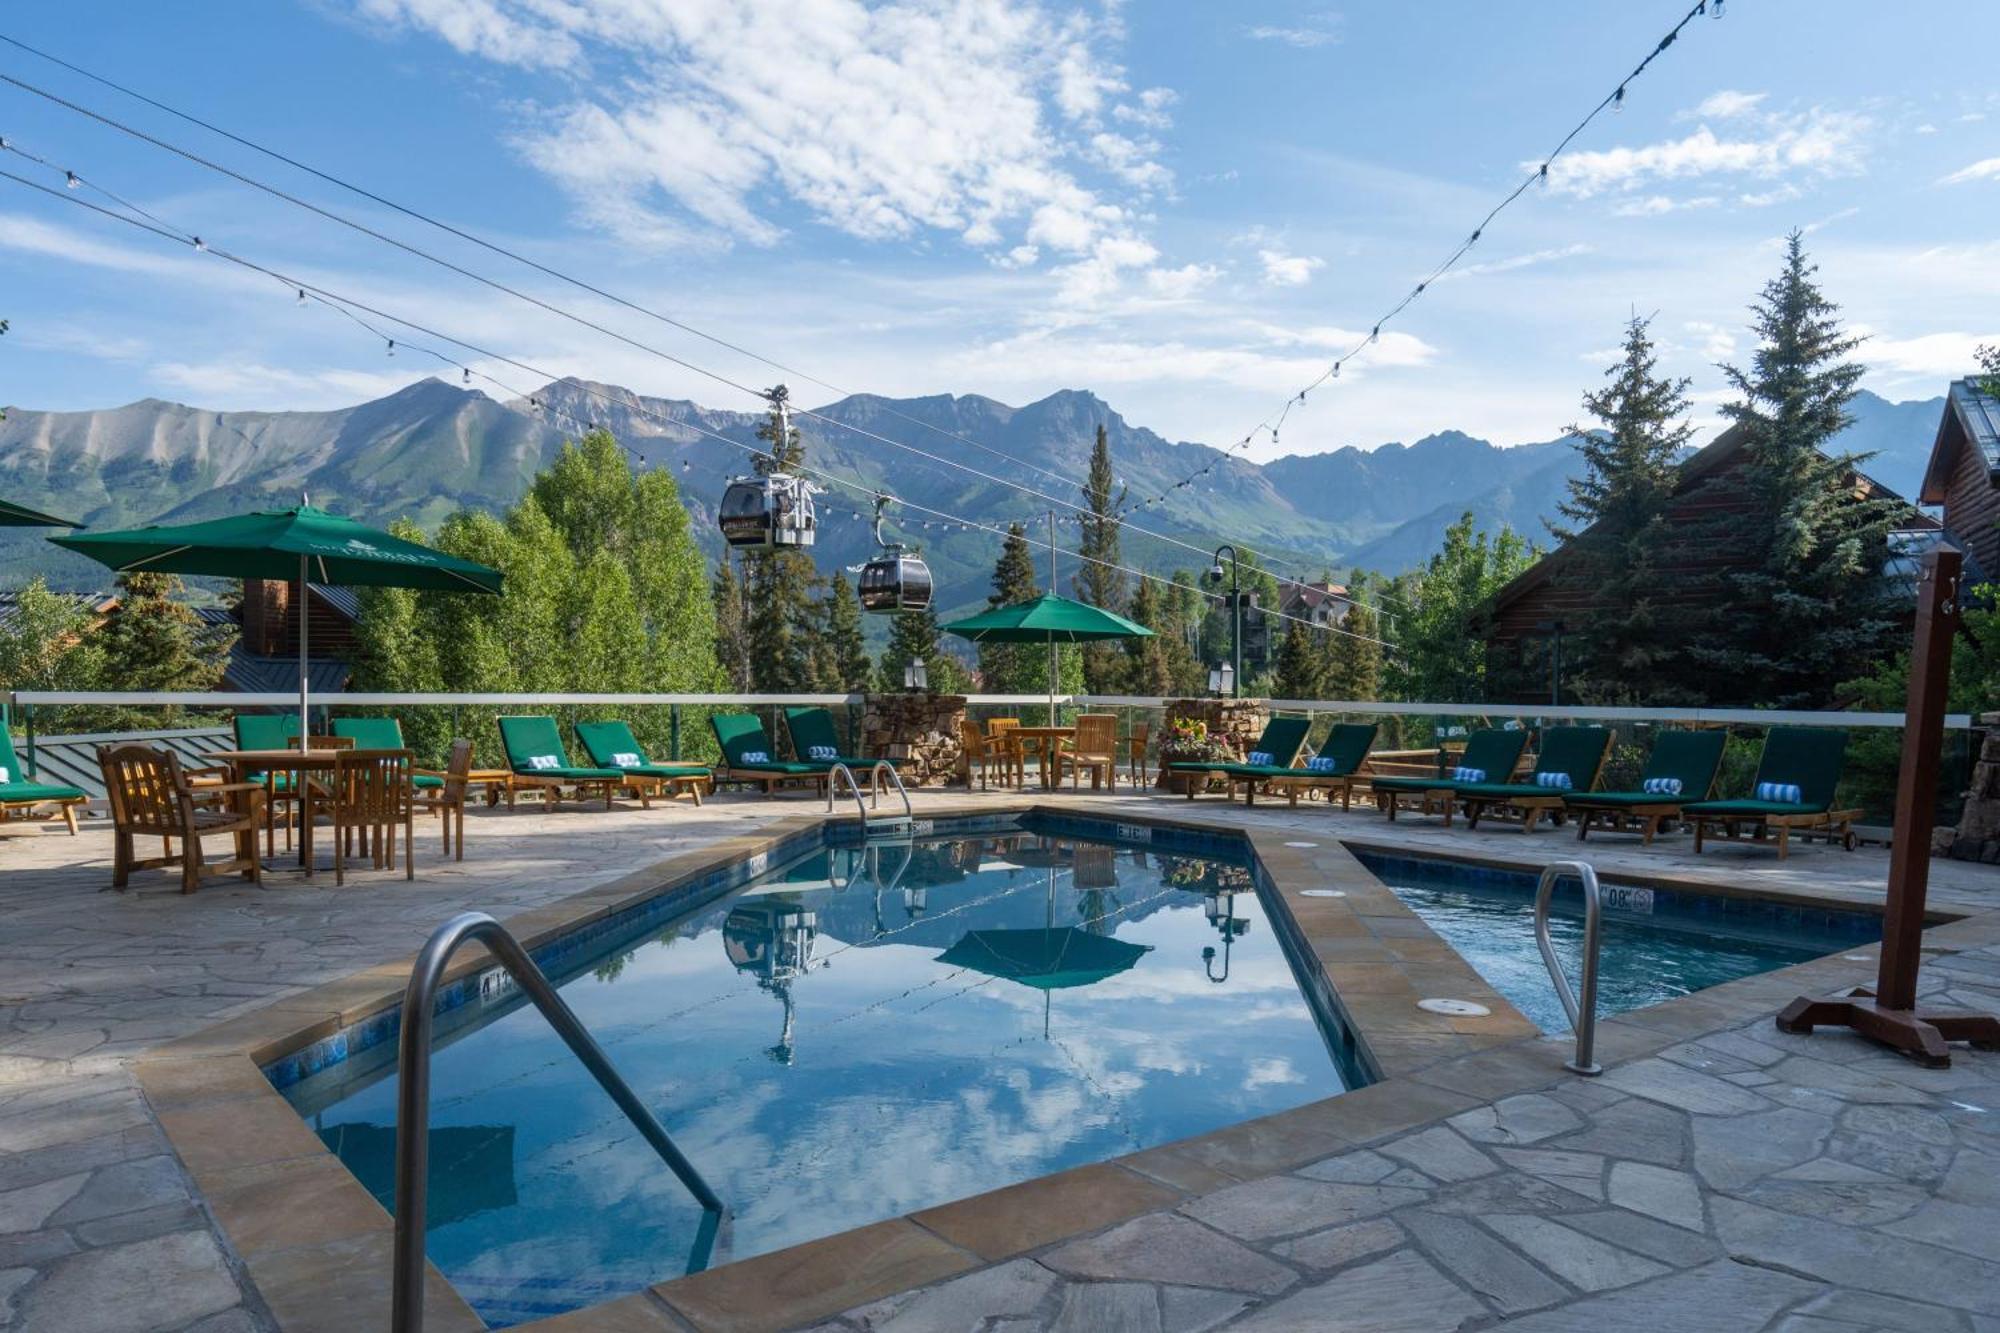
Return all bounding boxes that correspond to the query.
[1354,851,1882,1032]
[283,826,1356,1325]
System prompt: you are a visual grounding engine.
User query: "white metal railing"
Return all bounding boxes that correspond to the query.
[6,689,1970,729]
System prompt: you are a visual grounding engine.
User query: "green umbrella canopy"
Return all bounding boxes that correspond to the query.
[0,497,81,528]
[51,505,500,746]
[936,927,1151,991]
[50,505,503,592]
[941,593,1153,644]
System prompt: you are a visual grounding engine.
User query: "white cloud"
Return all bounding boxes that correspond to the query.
[1432,243,1591,282]
[1850,327,2000,378]
[1538,107,1870,198]
[1144,263,1219,299]
[1244,14,1342,48]
[1258,248,1323,287]
[1610,194,1719,217]
[1914,123,1939,135]
[1940,157,2000,186]
[1685,89,1767,120]
[361,0,1172,280]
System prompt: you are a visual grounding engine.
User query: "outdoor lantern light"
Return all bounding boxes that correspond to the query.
[904,658,928,691]
[1218,662,1235,696]
[1208,665,1223,695]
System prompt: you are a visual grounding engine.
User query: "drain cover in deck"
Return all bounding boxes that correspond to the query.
[1418,998,1492,1017]
[1300,889,1346,898]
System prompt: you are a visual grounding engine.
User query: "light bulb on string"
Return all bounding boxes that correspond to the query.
[462,368,471,385]
[64,170,78,190]
[386,339,395,357]
[296,288,307,307]
[1612,85,1626,113]
[192,236,206,252]
[1712,0,1724,17]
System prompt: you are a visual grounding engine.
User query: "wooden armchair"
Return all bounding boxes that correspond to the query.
[413,739,473,861]
[986,718,1026,787]
[98,744,264,894]
[323,748,415,885]
[960,719,1007,791]
[1057,714,1119,791]
[1125,720,1151,787]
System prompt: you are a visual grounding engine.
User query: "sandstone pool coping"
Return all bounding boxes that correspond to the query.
[134,797,1983,1333]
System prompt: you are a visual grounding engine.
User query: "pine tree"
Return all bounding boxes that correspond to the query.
[1692,232,1907,707]
[819,572,873,692]
[1272,618,1325,700]
[1121,577,1175,696]
[96,572,227,692]
[1073,423,1128,693]
[877,602,968,693]
[979,522,1042,693]
[1387,513,1534,704]
[742,387,818,692]
[1553,313,1697,703]
[711,555,751,691]
[1322,574,1383,701]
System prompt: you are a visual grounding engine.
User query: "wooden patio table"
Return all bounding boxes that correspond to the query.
[1005,725,1076,791]
[212,748,337,873]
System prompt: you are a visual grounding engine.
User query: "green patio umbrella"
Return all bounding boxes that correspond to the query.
[0,497,81,527]
[51,503,502,745]
[942,592,1152,714]
[936,927,1151,991]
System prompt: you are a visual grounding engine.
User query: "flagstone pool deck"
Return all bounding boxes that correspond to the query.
[3,786,2000,1332]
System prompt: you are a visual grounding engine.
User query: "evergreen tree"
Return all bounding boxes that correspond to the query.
[710,555,751,691]
[1272,618,1325,700]
[95,572,227,692]
[742,387,818,691]
[877,602,969,693]
[1322,573,1383,701]
[1161,571,1207,695]
[979,522,1042,693]
[818,572,873,692]
[1387,512,1534,704]
[1553,314,1697,703]
[1121,576,1176,696]
[1073,423,1128,692]
[1692,232,1906,706]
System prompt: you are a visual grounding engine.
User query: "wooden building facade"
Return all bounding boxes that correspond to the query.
[1474,423,1934,703]
[1918,378,2000,584]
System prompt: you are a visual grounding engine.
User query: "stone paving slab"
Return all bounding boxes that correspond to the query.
[3,784,1999,1330]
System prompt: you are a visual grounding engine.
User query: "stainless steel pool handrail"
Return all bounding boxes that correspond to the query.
[1534,860,1604,1076]
[392,912,725,1333]
[870,760,913,820]
[826,761,871,827]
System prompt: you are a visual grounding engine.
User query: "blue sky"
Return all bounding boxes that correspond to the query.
[2,1,1996,456]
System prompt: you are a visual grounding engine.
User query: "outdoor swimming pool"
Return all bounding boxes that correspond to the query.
[1354,850,1883,1032]
[279,822,1361,1325]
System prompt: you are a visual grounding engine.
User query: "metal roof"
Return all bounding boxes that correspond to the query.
[0,589,116,635]
[1951,377,2000,476]
[310,584,362,622]
[221,647,351,695]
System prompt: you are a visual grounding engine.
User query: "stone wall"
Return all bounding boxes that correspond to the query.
[859,692,967,787]
[1156,697,1270,789]
[1947,714,2000,861]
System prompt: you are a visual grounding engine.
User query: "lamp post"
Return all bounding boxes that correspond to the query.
[1207,545,1241,698]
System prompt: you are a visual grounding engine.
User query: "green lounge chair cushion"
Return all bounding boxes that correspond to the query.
[1374,728,1530,795]
[781,707,882,766]
[234,713,295,751]
[1452,782,1568,801]
[1168,715,1313,772]
[0,781,87,803]
[711,713,833,773]
[1198,763,1304,780]
[1563,729,1728,810]
[573,720,713,781]
[1310,723,1378,777]
[498,715,621,780]
[1682,798,1825,817]
[330,717,406,749]
[0,722,84,800]
[1454,727,1612,803]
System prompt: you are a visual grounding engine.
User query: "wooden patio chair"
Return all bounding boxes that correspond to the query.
[322,748,415,885]
[412,738,473,861]
[960,717,1007,791]
[1057,714,1119,791]
[98,743,264,894]
[987,718,1026,787]
[1124,720,1151,787]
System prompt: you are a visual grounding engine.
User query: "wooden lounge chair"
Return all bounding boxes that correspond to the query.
[1257,723,1380,809]
[782,707,902,775]
[0,719,87,833]
[1685,727,1858,859]
[1371,728,1531,826]
[1056,713,1119,790]
[98,743,263,893]
[1565,729,1729,844]
[711,713,837,794]
[574,720,712,807]
[1170,716,1313,800]
[1454,726,1616,832]
[496,715,623,810]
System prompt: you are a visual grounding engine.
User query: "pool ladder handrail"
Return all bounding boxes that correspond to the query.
[825,760,914,837]
[1534,860,1604,1076]
[391,912,725,1333]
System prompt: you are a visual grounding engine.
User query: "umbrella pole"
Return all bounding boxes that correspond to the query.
[1047,511,1058,725]
[298,553,310,748]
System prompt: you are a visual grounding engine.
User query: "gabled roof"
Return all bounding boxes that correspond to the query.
[1919,377,2000,505]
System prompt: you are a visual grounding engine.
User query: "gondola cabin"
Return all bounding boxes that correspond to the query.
[719,475,818,549]
[859,549,933,612]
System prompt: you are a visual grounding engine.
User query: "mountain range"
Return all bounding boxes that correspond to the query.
[0,378,1947,614]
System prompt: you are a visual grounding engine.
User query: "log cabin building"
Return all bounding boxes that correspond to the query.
[1918,377,2000,584]
[1473,421,1936,704]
